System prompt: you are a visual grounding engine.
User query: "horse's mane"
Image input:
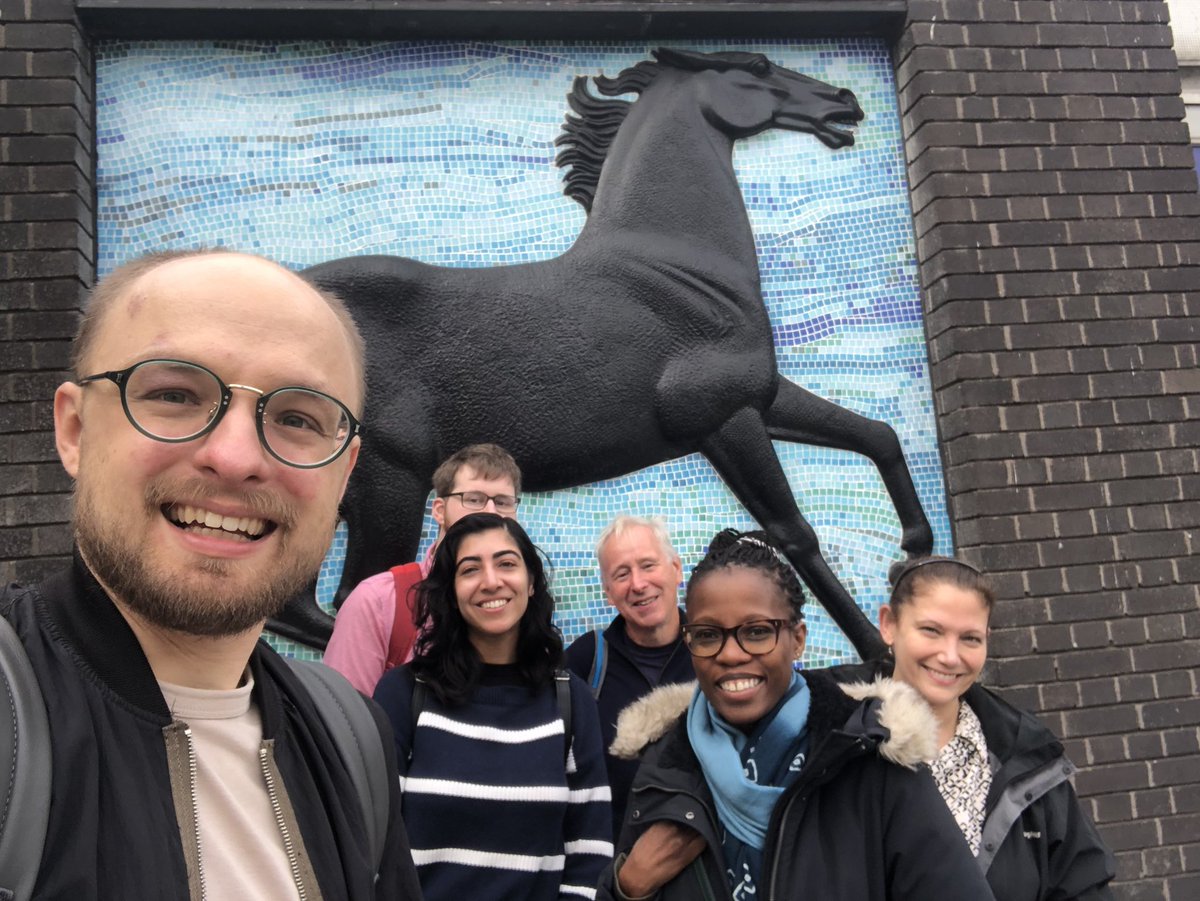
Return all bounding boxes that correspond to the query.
[554,60,661,212]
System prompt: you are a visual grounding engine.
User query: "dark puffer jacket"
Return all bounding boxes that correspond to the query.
[599,670,996,900]
[2,558,422,900]
[832,661,1115,901]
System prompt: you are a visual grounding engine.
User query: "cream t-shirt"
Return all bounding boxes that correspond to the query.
[160,674,302,901]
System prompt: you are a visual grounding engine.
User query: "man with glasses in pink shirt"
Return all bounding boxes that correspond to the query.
[324,443,522,693]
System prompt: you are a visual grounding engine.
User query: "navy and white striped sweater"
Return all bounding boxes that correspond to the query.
[374,664,613,900]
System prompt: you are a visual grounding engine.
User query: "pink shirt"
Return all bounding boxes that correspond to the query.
[322,551,433,695]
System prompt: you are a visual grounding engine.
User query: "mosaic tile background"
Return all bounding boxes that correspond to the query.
[96,39,952,666]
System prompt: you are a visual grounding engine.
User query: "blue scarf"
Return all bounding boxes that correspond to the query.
[687,674,811,893]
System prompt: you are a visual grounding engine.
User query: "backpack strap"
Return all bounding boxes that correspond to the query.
[555,670,572,766]
[0,613,51,901]
[408,675,427,764]
[286,659,388,877]
[387,563,424,670]
[586,628,607,700]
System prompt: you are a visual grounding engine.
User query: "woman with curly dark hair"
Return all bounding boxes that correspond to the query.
[373,513,611,901]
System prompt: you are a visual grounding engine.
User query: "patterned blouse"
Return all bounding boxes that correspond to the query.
[929,701,992,855]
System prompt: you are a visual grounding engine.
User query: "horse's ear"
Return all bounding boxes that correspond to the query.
[652,46,732,73]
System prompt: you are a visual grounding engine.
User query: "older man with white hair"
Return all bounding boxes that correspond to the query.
[566,515,695,841]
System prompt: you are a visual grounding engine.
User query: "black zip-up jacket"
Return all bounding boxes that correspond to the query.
[565,611,695,839]
[599,671,996,901]
[2,557,423,900]
[831,661,1115,901]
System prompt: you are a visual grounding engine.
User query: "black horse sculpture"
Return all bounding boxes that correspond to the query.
[278,47,934,658]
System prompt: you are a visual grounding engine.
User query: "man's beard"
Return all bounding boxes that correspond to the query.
[74,477,332,638]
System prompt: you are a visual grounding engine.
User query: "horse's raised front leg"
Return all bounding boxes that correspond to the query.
[764,379,934,557]
[700,406,886,660]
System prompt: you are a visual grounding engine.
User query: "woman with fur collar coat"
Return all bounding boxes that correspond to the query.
[597,530,994,901]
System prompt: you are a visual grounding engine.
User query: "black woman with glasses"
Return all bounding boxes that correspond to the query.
[597,529,995,901]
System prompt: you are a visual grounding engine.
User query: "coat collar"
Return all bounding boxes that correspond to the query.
[610,668,938,768]
[602,607,687,651]
[34,550,289,734]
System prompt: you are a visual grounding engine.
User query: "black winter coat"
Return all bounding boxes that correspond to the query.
[831,661,1115,901]
[598,671,996,901]
[2,557,423,901]
[565,611,695,839]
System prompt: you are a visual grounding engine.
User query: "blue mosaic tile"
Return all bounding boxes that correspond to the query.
[96,39,953,666]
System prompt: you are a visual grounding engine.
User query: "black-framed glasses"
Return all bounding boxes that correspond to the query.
[681,619,789,658]
[78,358,361,469]
[441,491,521,514]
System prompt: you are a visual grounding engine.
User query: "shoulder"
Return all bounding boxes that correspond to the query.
[835,674,939,768]
[564,628,599,672]
[561,671,606,741]
[563,670,604,718]
[372,663,418,711]
[345,570,400,604]
[609,681,696,759]
[563,668,594,700]
[824,658,889,685]
[965,682,1059,760]
[1,579,39,623]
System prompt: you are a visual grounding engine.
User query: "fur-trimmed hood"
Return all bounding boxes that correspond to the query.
[609,672,938,769]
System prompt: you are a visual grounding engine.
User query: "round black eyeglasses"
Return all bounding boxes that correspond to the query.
[681,619,789,658]
[78,358,362,469]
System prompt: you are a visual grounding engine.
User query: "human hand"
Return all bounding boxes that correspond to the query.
[616,821,707,899]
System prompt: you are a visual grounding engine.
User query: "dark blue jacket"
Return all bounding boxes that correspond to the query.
[565,611,694,840]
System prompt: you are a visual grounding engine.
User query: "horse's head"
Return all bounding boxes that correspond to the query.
[652,47,863,148]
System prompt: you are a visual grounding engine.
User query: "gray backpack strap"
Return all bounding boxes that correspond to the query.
[0,614,51,901]
[286,659,388,876]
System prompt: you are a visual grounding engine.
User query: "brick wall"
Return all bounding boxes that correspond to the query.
[900,1,1200,896]
[2,1,1198,896]
[0,0,91,585]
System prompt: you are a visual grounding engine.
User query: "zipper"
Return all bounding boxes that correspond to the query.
[259,743,310,901]
[184,726,208,901]
[765,736,868,900]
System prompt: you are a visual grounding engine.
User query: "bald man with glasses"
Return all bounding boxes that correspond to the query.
[2,249,421,900]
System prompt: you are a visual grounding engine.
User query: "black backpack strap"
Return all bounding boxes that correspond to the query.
[286,659,388,877]
[586,628,607,700]
[555,670,572,766]
[0,613,51,901]
[409,675,427,764]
